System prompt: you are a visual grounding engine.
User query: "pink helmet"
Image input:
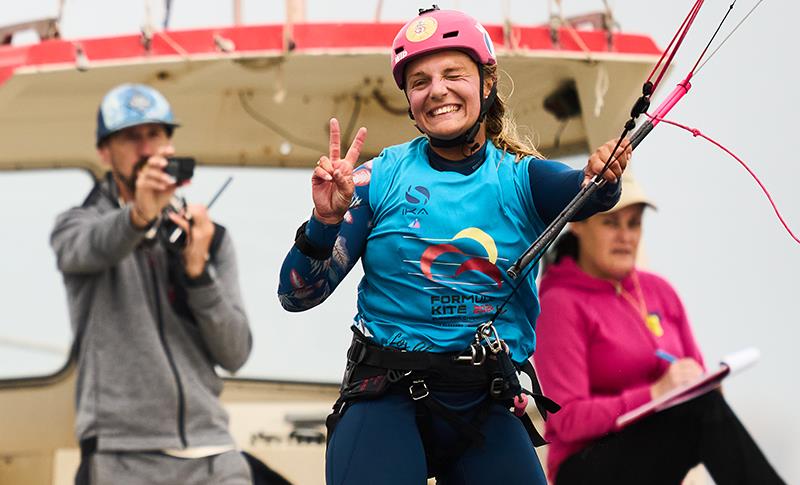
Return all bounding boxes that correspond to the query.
[391,7,497,90]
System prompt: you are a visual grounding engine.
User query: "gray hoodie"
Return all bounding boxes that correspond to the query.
[50,175,252,451]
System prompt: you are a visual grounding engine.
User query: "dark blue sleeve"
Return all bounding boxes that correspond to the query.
[528,159,621,225]
[277,165,373,312]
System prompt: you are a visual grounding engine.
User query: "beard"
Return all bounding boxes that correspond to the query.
[113,156,148,196]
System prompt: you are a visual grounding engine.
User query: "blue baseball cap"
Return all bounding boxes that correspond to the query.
[96,83,179,146]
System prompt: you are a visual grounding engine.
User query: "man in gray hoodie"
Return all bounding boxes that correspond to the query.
[51,83,253,484]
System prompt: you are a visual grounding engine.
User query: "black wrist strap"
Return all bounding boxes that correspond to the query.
[185,267,213,287]
[294,221,333,260]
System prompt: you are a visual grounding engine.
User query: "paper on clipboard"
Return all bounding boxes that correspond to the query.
[616,347,760,429]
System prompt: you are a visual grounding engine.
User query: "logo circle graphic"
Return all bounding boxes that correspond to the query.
[418,228,503,289]
[406,17,438,43]
[405,185,430,205]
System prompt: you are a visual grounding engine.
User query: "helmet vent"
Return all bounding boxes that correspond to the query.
[394,46,405,54]
[442,31,460,39]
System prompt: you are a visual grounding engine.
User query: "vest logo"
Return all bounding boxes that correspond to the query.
[403,185,431,216]
[419,227,502,289]
[405,185,430,204]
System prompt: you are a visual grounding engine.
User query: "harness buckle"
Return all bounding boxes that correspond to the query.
[346,339,367,364]
[387,369,412,383]
[409,379,429,401]
[454,342,487,366]
[477,322,505,354]
[490,377,508,398]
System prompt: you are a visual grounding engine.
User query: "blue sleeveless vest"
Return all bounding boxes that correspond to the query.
[357,137,546,361]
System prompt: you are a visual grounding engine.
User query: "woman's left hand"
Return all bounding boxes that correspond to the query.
[583,138,632,186]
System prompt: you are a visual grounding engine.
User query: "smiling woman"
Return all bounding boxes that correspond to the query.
[405,50,487,151]
[276,6,634,485]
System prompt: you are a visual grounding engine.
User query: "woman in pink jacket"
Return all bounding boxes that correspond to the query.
[533,174,783,485]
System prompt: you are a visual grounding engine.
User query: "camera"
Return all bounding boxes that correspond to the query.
[134,156,196,186]
[164,156,195,185]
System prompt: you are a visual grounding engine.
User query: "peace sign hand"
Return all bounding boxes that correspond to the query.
[312,118,368,225]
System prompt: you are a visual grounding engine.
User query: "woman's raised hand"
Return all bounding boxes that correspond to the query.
[584,137,632,186]
[312,118,368,224]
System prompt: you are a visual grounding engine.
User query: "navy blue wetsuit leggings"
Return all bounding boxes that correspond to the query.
[326,391,547,485]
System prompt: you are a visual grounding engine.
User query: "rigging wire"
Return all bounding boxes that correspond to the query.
[690,0,738,75]
[694,0,766,76]
[238,91,328,153]
[601,0,620,32]
[490,0,750,322]
[371,89,408,116]
[342,94,363,150]
[57,0,67,24]
[163,0,173,30]
[636,1,795,243]
[561,20,596,63]
[549,0,597,63]
[648,0,704,91]
[156,31,190,57]
[645,113,799,244]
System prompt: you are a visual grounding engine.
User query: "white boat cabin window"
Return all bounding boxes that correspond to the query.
[0,169,93,379]
[0,166,356,384]
[182,166,355,383]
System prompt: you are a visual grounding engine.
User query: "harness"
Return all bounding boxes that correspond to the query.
[326,324,560,478]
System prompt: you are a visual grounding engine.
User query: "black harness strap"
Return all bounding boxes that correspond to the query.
[520,359,561,419]
[327,327,560,477]
[414,389,494,477]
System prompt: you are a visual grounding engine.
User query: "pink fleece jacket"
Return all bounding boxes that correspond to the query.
[533,257,704,482]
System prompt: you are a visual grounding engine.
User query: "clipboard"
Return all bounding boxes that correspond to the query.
[616,347,760,429]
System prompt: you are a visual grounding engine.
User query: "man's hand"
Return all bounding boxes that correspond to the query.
[168,204,215,279]
[311,118,367,225]
[131,145,177,228]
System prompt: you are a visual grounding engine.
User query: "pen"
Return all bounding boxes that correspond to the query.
[655,349,678,363]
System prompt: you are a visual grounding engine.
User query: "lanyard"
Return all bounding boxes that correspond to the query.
[614,271,663,337]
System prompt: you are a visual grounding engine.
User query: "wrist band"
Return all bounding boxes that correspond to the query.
[294,221,333,260]
[185,266,213,287]
[132,205,158,228]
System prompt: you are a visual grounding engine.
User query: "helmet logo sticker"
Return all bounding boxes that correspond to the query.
[406,17,438,43]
